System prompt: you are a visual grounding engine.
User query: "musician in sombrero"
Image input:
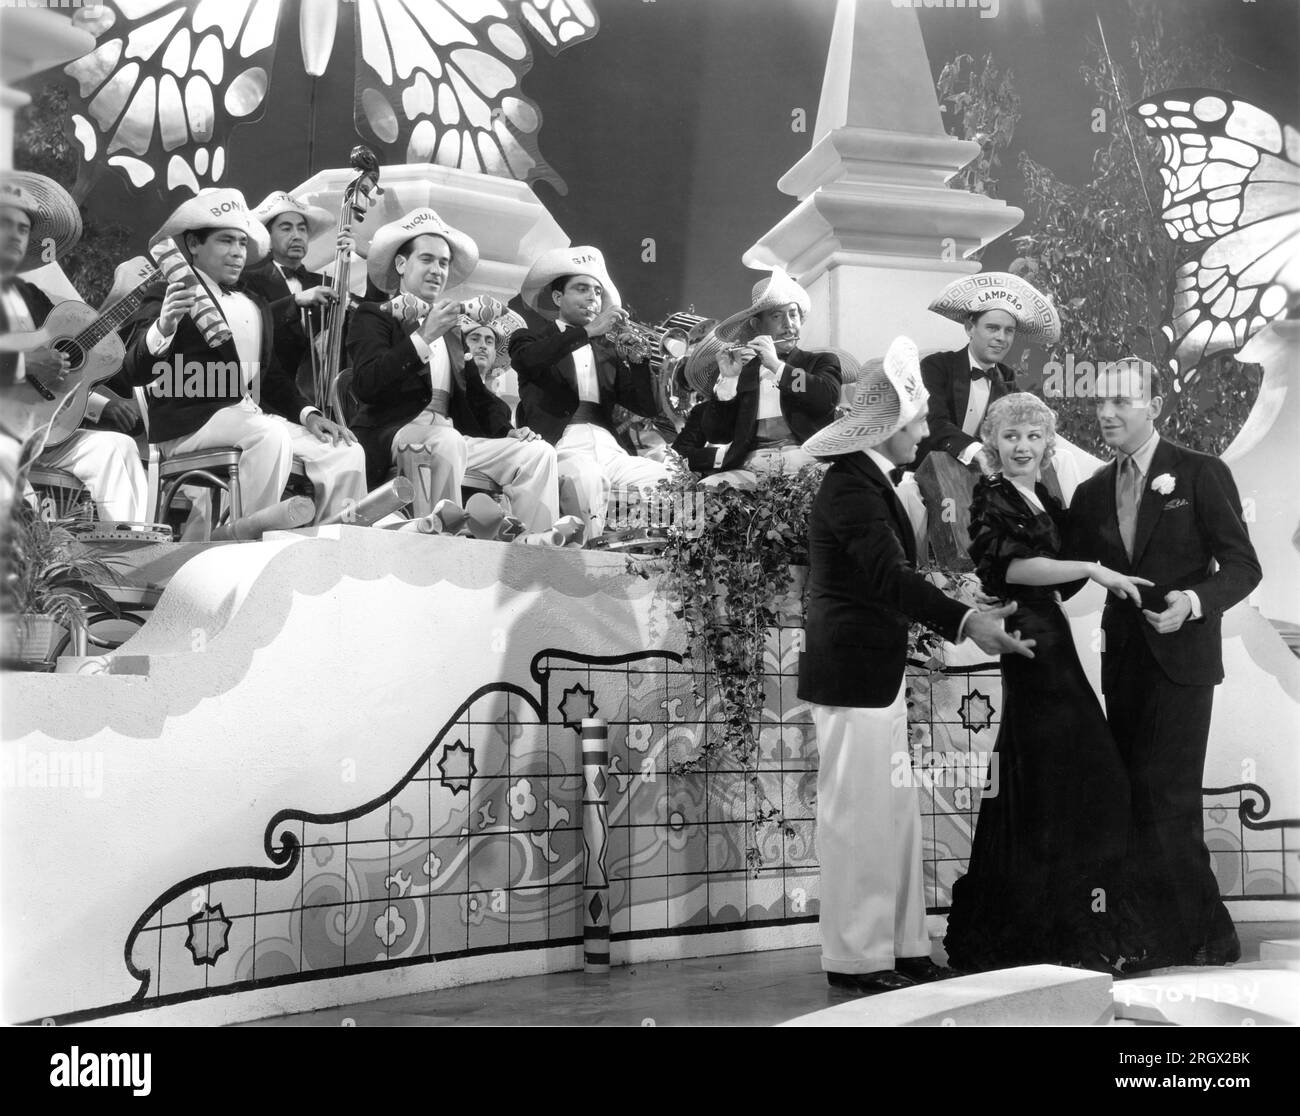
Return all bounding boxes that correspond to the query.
[242,191,343,386]
[671,268,841,486]
[345,208,558,531]
[122,188,366,528]
[0,171,147,522]
[508,246,666,538]
[912,271,1061,473]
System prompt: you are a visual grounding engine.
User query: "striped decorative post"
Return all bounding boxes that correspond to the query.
[581,718,611,973]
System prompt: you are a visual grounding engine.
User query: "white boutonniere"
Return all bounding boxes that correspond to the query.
[1151,473,1176,495]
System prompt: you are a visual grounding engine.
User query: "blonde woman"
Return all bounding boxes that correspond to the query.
[943,393,1155,973]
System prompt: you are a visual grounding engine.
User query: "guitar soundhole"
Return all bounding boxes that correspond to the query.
[54,338,85,372]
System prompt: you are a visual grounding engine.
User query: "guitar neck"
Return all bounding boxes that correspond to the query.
[76,265,163,350]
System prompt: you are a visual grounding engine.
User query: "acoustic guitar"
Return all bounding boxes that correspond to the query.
[0,257,160,448]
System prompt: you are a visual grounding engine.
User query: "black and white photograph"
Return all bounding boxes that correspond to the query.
[0,0,1297,1080]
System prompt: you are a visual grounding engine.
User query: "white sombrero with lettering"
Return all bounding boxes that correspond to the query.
[367,207,479,295]
[714,267,812,344]
[802,336,928,456]
[149,187,270,261]
[253,191,334,238]
[519,245,622,318]
[928,271,1062,345]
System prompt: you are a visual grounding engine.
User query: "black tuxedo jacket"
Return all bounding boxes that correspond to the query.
[1065,438,1261,689]
[798,452,969,707]
[913,347,1016,468]
[672,347,841,474]
[122,281,312,445]
[508,320,659,447]
[241,259,332,385]
[346,301,512,486]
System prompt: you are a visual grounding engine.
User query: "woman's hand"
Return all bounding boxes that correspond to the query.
[1089,563,1154,607]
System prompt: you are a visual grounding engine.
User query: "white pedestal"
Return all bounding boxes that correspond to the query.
[741,0,1023,360]
[1221,320,1300,626]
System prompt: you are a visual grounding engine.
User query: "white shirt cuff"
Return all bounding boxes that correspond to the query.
[146,322,170,356]
[84,391,109,423]
[713,445,726,468]
[409,333,432,363]
[955,607,975,643]
[958,441,983,466]
[1181,589,1203,620]
[299,406,322,426]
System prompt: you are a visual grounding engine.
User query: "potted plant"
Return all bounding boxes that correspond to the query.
[1,500,122,669]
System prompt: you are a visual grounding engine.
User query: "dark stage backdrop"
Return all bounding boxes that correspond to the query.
[18,0,1299,327]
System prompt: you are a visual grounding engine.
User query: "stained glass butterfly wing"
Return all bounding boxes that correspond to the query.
[1132,88,1300,388]
[352,0,599,196]
[64,0,283,198]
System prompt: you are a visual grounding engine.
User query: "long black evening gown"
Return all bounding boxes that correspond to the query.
[943,475,1152,973]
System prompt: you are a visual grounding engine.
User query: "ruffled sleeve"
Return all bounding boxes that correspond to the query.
[968,477,1062,598]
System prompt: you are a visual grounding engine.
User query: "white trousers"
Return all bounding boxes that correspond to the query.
[701,444,818,490]
[812,690,930,973]
[391,419,559,532]
[555,422,667,536]
[161,399,367,523]
[40,430,147,522]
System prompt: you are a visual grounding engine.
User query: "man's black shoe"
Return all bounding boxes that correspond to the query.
[895,956,959,982]
[1190,936,1241,966]
[826,970,916,996]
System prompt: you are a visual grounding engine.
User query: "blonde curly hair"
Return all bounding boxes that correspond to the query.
[979,392,1058,473]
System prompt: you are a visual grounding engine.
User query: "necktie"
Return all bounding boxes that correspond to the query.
[888,465,906,485]
[1117,453,1140,560]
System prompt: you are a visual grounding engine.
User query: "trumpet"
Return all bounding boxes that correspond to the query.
[604,314,667,367]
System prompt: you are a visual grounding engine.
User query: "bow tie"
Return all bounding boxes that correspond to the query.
[970,367,993,382]
[888,466,906,485]
[216,281,241,296]
[281,265,309,283]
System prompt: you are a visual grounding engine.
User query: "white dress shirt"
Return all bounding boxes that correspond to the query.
[957,347,994,466]
[556,318,600,403]
[407,331,454,424]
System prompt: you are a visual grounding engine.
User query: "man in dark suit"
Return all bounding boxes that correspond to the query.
[242,191,343,395]
[0,171,146,521]
[672,272,840,486]
[1067,359,1261,967]
[798,337,1034,996]
[509,246,665,537]
[121,188,365,528]
[913,271,1063,472]
[347,208,556,529]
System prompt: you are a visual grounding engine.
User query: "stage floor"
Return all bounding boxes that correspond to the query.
[236,920,1295,1028]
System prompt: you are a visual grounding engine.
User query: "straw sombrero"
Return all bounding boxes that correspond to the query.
[929,272,1061,345]
[460,307,526,370]
[149,187,270,261]
[0,171,82,270]
[366,207,478,295]
[714,267,811,344]
[801,337,928,457]
[519,246,621,318]
[685,330,861,397]
[253,191,334,238]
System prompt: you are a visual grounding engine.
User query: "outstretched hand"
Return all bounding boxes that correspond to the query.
[964,602,1036,658]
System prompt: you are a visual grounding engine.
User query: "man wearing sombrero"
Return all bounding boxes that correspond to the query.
[346,208,557,531]
[509,246,665,538]
[798,336,1035,996]
[122,187,366,529]
[0,170,147,522]
[674,269,840,486]
[243,191,342,388]
[461,304,525,397]
[913,271,1061,472]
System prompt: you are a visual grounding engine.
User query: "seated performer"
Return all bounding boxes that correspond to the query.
[243,191,342,386]
[509,246,666,537]
[913,271,1061,473]
[461,304,525,402]
[672,269,840,486]
[346,208,557,531]
[122,188,366,527]
[0,171,146,522]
